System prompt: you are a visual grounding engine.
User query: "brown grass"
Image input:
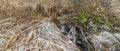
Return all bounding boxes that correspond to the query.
[0,0,81,51]
[0,0,116,51]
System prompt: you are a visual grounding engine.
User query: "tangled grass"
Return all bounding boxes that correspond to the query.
[0,8,80,51]
[0,0,81,51]
[0,0,120,51]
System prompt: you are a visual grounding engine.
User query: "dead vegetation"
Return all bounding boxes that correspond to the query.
[0,0,81,51]
[0,0,120,51]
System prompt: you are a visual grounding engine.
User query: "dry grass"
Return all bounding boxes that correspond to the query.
[111,0,120,19]
[0,0,117,51]
[0,0,81,51]
[0,17,80,51]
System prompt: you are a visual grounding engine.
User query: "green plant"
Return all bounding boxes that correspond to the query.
[74,12,120,32]
[77,12,91,24]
